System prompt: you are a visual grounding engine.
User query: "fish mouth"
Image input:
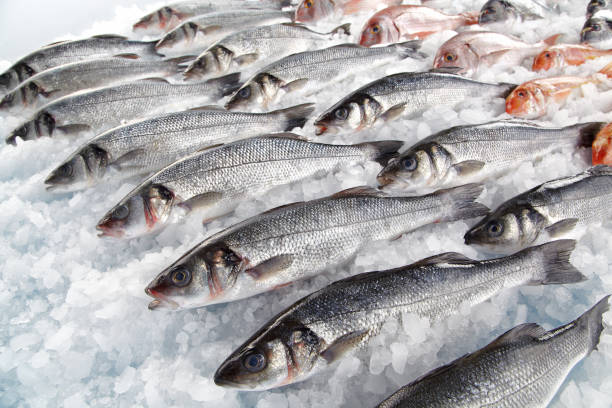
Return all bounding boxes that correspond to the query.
[133,20,149,30]
[96,222,125,238]
[464,232,475,245]
[314,123,328,136]
[376,173,394,187]
[145,287,179,310]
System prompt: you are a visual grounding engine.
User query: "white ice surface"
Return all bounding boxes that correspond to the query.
[1,1,612,407]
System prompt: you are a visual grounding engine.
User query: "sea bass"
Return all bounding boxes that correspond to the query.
[377,121,603,192]
[225,41,424,110]
[44,104,313,193]
[5,73,240,145]
[378,296,609,408]
[97,135,402,238]
[532,43,612,71]
[587,0,612,18]
[214,240,586,390]
[0,35,162,95]
[433,31,560,76]
[144,183,489,309]
[593,122,612,165]
[479,0,552,24]
[359,5,479,47]
[465,165,612,254]
[184,23,350,80]
[581,10,612,45]
[314,72,514,135]
[295,0,401,23]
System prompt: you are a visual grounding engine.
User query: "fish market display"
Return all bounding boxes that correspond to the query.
[96,135,402,238]
[593,122,612,165]
[478,0,552,24]
[359,5,479,47]
[6,73,240,144]
[225,41,424,110]
[376,121,602,192]
[587,0,612,19]
[213,240,586,390]
[581,10,612,44]
[144,184,489,309]
[377,295,610,408]
[314,72,514,135]
[465,165,612,254]
[295,0,401,23]
[532,43,612,71]
[184,23,350,80]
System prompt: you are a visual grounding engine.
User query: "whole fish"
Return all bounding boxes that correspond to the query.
[479,0,552,24]
[313,72,514,135]
[144,183,489,309]
[581,10,612,44]
[295,0,401,23]
[433,31,560,76]
[97,135,402,238]
[44,104,313,193]
[587,0,612,19]
[225,42,425,111]
[532,43,612,71]
[184,23,350,80]
[213,240,586,390]
[155,10,293,53]
[0,35,162,95]
[505,62,612,118]
[0,56,192,114]
[377,295,609,408]
[593,122,612,165]
[359,5,479,47]
[465,165,612,254]
[5,73,240,145]
[377,121,603,192]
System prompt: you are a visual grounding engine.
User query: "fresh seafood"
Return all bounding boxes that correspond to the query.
[532,43,612,71]
[377,295,609,408]
[144,183,489,309]
[479,0,552,24]
[184,23,350,80]
[465,165,612,254]
[581,10,612,44]
[593,122,612,165]
[6,73,240,145]
[213,240,586,390]
[225,41,424,110]
[314,72,514,135]
[377,121,603,191]
[587,0,612,19]
[97,135,402,238]
[295,0,401,23]
[359,5,478,47]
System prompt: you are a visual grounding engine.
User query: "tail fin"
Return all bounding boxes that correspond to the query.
[395,40,426,60]
[330,23,351,36]
[567,121,606,148]
[206,73,242,98]
[599,61,612,79]
[576,295,610,353]
[520,240,586,284]
[357,140,404,166]
[273,103,316,130]
[434,183,490,222]
[459,11,480,25]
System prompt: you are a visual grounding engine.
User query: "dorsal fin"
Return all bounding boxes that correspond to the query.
[195,143,224,153]
[262,132,307,141]
[411,252,474,267]
[259,201,305,216]
[188,105,226,111]
[92,34,128,40]
[281,22,307,28]
[113,53,140,59]
[331,186,386,198]
[44,39,70,47]
[139,77,170,83]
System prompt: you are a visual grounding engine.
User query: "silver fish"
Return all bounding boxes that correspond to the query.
[184,22,350,80]
[465,165,612,254]
[0,56,193,114]
[377,295,609,408]
[5,73,240,145]
[479,0,552,24]
[225,41,425,110]
[0,35,162,95]
[144,183,489,309]
[587,0,612,19]
[377,121,603,192]
[97,134,402,238]
[313,71,514,135]
[581,10,612,44]
[213,240,586,390]
[45,104,314,193]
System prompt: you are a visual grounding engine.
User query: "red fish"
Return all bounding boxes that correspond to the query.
[532,44,612,71]
[593,122,612,165]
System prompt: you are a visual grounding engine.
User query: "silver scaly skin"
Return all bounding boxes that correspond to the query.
[213,240,586,391]
[464,165,612,254]
[225,41,425,110]
[144,183,489,310]
[581,10,612,44]
[97,134,401,238]
[377,121,603,192]
[377,295,609,408]
[313,72,514,135]
[5,73,240,145]
[479,0,551,24]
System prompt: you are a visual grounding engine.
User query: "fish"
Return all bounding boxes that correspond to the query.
[44,104,314,193]
[359,5,479,47]
[505,62,612,118]
[225,42,425,111]
[314,72,514,135]
[0,35,162,95]
[433,31,560,76]
[377,121,603,192]
[464,165,612,254]
[144,183,489,310]
[581,10,612,44]
[593,122,612,165]
[0,55,193,114]
[478,0,552,24]
[295,0,401,23]
[96,135,402,238]
[377,295,610,408]
[183,23,351,80]
[532,43,612,71]
[155,10,293,53]
[587,0,612,19]
[5,73,240,145]
[213,239,586,390]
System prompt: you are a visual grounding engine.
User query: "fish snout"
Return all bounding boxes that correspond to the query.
[96,216,126,238]
[314,123,328,136]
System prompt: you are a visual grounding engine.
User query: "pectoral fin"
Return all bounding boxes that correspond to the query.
[380,103,406,122]
[56,124,91,135]
[245,254,294,281]
[320,329,372,363]
[111,149,147,168]
[179,191,223,212]
[452,160,485,176]
[282,78,308,93]
[234,53,259,66]
[545,218,578,237]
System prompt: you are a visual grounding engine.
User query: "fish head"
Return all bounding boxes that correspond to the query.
[145,241,247,309]
[96,183,175,239]
[225,74,281,110]
[581,16,612,44]
[5,112,53,145]
[433,43,478,75]
[359,15,398,47]
[505,85,546,118]
[134,6,185,32]
[295,0,334,23]
[314,93,382,135]
[45,144,109,192]
[478,0,512,24]
[185,46,234,80]
[0,91,15,111]
[0,71,17,93]
[532,48,562,71]
[587,0,608,18]
[156,21,201,50]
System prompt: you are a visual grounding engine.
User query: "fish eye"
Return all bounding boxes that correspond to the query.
[486,220,504,237]
[304,0,313,8]
[334,107,348,120]
[112,204,130,220]
[445,53,456,62]
[544,52,552,58]
[516,90,527,98]
[242,351,266,372]
[163,6,172,13]
[370,24,381,34]
[402,156,417,171]
[171,267,191,286]
[238,86,251,99]
[60,163,73,176]
[592,23,601,31]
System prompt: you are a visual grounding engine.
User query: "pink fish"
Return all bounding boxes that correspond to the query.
[295,0,401,23]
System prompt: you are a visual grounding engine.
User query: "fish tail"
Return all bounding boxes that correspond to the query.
[434,183,490,222]
[357,140,403,166]
[598,61,612,79]
[329,23,351,36]
[575,295,610,354]
[273,103,316,130]
[459,11,480,25]
[395,40,426,60]
[523,240,586,285]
